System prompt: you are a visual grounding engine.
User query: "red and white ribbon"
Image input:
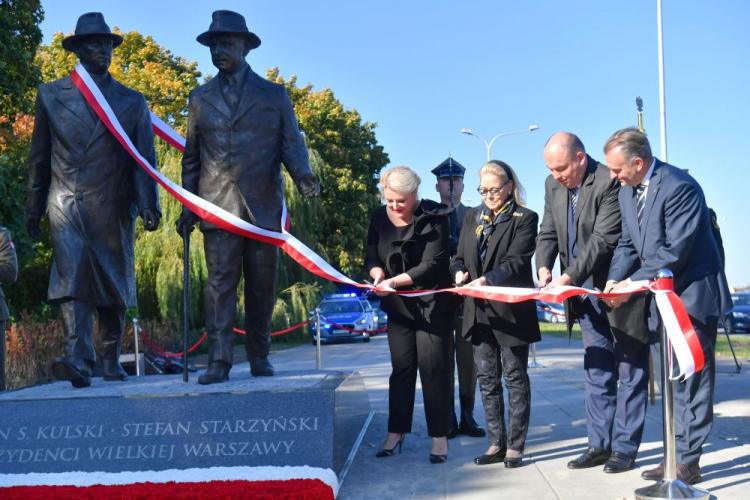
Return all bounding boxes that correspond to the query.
[70,64,704,379]
[650,277,704,380]
[71,64,343,285]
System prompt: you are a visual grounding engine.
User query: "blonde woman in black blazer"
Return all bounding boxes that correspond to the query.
[451,160,541,468]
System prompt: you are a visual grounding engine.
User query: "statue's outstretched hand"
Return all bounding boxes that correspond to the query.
[141,208,161,232]
[298,174,320,200]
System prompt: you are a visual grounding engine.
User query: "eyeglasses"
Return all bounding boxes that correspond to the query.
[477,181,509,197]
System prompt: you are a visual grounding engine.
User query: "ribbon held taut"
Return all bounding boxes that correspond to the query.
[69,63,704,380]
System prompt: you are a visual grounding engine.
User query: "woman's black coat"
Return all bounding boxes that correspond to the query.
[451,204,541,347]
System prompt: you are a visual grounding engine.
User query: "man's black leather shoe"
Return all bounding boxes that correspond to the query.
[51,356,93,388]
[198,361,231,385]
[250,356,274,377]
[474,448,506,465]
[447,411,459,439]
[603,451,636,473]
[567,447,611,469]
[102,358,128,381]
[641,462,664,480]
[459,410,486,438]
[677,464,701,485]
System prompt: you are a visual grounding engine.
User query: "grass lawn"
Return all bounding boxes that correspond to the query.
[539,322,581,340]
[539,322,750,360]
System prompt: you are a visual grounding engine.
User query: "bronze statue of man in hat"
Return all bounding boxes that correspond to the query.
[177,10,320,384]
[27,12,161,388]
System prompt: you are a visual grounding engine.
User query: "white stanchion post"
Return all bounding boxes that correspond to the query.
[132,318,141,377]
[528,342,543,368]
[635,269,708,500]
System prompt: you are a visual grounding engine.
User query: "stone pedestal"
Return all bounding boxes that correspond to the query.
[0,370,370,476]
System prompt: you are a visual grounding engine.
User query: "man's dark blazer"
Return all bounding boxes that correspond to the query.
[535,156,622,333]
[608,160,732,328]
[181,66,312,232]
[451,205,541,347]
[27,74,159,308]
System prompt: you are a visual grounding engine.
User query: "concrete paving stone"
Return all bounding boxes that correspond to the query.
[271,333,748,499]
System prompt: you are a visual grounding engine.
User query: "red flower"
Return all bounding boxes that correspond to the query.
[0,479,334,500]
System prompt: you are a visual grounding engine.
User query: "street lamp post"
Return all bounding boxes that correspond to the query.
[461,125,539,161]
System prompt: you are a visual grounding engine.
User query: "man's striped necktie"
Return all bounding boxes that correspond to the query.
[570,188,579,221]
[636,184,647,226]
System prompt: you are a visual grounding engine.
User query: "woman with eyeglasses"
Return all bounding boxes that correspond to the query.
[451,160,540,468]
[365,166,454,464]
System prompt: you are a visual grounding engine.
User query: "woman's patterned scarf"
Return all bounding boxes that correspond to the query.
[475,199,514,264]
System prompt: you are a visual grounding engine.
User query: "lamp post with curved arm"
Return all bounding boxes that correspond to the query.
[461,125,539,161]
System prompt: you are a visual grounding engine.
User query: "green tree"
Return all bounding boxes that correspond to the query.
[0,0,44,122]
[0,1,46,315]
[268,69,389,279]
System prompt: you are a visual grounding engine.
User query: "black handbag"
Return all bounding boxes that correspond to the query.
[605,292,650,356]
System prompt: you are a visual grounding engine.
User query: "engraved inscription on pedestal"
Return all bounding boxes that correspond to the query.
[0,370,370,475]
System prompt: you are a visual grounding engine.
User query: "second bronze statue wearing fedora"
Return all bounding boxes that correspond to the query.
[177,10,320,384]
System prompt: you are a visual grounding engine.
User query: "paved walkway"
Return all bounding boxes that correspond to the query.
[269,333,750,499]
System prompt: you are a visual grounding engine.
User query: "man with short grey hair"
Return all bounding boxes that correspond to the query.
[604,127,731,485]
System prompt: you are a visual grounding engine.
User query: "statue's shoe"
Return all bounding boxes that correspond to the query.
[51,356,93,388]
[198,361,231,385]
[250,356,274,377]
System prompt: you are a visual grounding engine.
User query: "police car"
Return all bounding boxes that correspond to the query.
[310,293,377,344]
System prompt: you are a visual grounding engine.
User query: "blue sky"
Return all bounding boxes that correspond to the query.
[41,1,750,286]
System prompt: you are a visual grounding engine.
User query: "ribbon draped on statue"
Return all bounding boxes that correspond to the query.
[69,63,704,380]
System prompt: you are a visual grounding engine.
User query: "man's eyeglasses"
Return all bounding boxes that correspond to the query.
[477,181,509,197]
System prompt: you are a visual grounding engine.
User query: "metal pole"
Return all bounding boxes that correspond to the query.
[657,0,668,161]
[182,227,190,383]
[528,342,543,368]
[635,269,708,500]
[132,318,141,377]
[315,308,322,370]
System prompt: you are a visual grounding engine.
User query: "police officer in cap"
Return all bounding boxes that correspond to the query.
[432,158,485,439]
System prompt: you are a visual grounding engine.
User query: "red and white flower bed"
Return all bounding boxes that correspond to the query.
[0,465,338,499]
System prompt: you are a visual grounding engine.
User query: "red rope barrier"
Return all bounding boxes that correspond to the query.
[139,331,209,358]
[234,318,311,337]
[137,318,313,358]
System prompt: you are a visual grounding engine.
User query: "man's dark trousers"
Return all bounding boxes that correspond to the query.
[578,297,649,457]
[650,318,716,466]
[204,230,277,365]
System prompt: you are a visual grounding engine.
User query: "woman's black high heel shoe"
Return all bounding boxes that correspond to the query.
[504,455,523,468]
[376,434,405,458]
[429,439,448,464]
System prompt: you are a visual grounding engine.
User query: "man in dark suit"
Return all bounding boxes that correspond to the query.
[604,128,731,485]
[27,13,161,388]
[0,225,18,391]
[536,132,649,473]
[431,158,484,439]
[177,11,319,384]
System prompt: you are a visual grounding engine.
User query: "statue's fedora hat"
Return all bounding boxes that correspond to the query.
[197,10,261,49]
[62,12,123,51]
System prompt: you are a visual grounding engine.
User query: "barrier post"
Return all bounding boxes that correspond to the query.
[528,342,543,368]
[635,269,709,500]
[132,318,141,377]
[315,308,322,371]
